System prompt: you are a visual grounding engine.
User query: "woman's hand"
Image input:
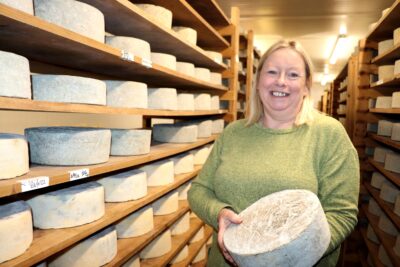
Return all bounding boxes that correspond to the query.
[217,208,243,266]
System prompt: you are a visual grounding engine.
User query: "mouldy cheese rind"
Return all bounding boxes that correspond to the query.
[0,0,34,14]
[136,4,173,29]
[377,120,393,136]
[106,36,151,61]
[373,146,393,163]
[371,171,389,189]
[116,206,154,238]
[25,127,111,165]
[105,80,148,109]
[0,133,29,179]
[379,180,400,203]
[0,50,31,99]
[34,0,105,43]
[378,213,399,236]
[111,129,152,156]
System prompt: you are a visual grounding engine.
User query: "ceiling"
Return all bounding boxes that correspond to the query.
[217,0,394,85]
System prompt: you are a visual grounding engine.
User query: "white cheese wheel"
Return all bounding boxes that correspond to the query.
[212,119,225,133]
[151,52,177,70]
[0,0,33,14]
[392,91,400,108]
[122,254,140,267]
[32,74,106,105]
[105,80,147,109]
[195,68,211,82]
[0,134,29,180]
[394,235,400,257]
[394,28,400,46]
[380,180,400,203]
[378,245,394,267]
[34,0,105,43]
[140,159,174,187]
[373,146,393,163]
[378,120,394,136]
[206,51,223,64]
[211,95,220,110]
[106,36,151,61]
[378,65,395,81]
[116,206,154,238]
[172,153,194,175]
[384,152,400,173]
[0,50,31,99]
[27,182,105,229]
[176,62,195,77]
[392,123,400,141]
[184,120,211,138]
[394,60,400,76]
[140,229,172,259]
[192,245,207,263]
[98,169,147,202]
[148,88,178,110]
[171,212,190,235]
[367,224,379,243]
[153,124,198,143]
[378,39,394,55]
[49,226,117,267]
[111,129,151,156]
[194,94,212,110]
[394,195,400,216]
[190,226,205,244]
[177,182,191,200]
[178,93,195,111]
[152,191,179,215]
[192,146,210,165]
[223,190,330,267]
[25,127,111,165]
[371,171,389,189]
[172,26,197,45]
[0,201,33,264]
[136,4,173,29]
[368,198,383,216]
[210,72,222,85]
[378,213,399,236]
[376,96,393,108]
[170,245,188,264]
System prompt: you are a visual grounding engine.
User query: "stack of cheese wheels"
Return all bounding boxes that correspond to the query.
[98,169,147,202]
[224,190,330,267]
[206,51,223,64]
[378,65,395,80]
[373,146,393,163]
[32,75,106,105]
[368,198,383,216]
[140,229,172,259]
[378,120,394,136]
[0,201,33,263]
[105,80,148,108]
[194,93,212,110]
[151,52,177,70]
[34,0,105,43]
[378,39,394,55]
[27,182,105,229]
[153,123,198,143]
[170,245,189,264]
[366,224,379,244]
[378,245,393,267]
[212,119,225,134]
[116,206,154,238]
[25,127,111,165]
[395,60,400,76]
[0,0,34,14]
[122,255,140,267]
[385,152,400,173]
[171,212,190,235]
[0,50,31,99]
[148,88,178,110]
[371,171,389,189]
[392,91,400,108]
[378,213,399,236]
[172,26,197,45]
[106,36,151,61]
[176,62,196,77]
[0,134,29,179]
[48,226,117,267]
[211,95,220,109]
[140,159,174,186]
[177,182,191,200]
[195,68,211,82]
[152,191,179,215]
[136,4,173,29]
[110,129,152,156]
[192,245,207,263]
[392,123,400,141]
[190,226,205,243]
[177,93,195,110]
[192,145,211,165]
[172,153,194,175]
[376,96,393,108]
[210,72,223,85]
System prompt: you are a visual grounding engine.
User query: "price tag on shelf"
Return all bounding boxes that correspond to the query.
[20,176,49,192]
[142,58,152,68]
[69,168,90,181]
[121,50,134,62]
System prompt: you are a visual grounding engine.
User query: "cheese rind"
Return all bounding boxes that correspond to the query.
[0,0,33,14]
[210,72,222,85]
[394,235,400,257]
[212,119,225,133]
[140,230,172,259]
[384,152,400,173]
[136,4,173,29]
[211,95,220,110]
[153,124,198,143]
[122,254,140,267]
[106,36,151,60]
[392,91,400,108]
[192,245,207,263]
[177,182,191,200]
[111,129,151,156]
[371,172,389,189]
[378,39,394,55]
[140,159,174,187]
[105,80,147,109]
[379,181,400,203]
[394,195,400,216]
[394,28,400,46]
[34,0,105,43]
[391,123,400,141]
[394,60,400,76]
[191,146,211,165]
[171,212,190,235]
[206,51,223,64]
[0,50,31,99]
[195,68,211,82]
[373,146,393,163]
[152,191,179,215]
[368,198,383,216]
[172,153,194,175]
[25,127,111,165]
[377,120,393,136]
[172,26,197,45]
[189,226,205,243]
[176,62,195,77]
[27,182,105,229]
[376,96,393,108]
[0,201,33,263]
[378,213,399,236]
[32,75,106,105]
[151,53,177,71]
[116,206,154,238]
[378,65,395,81]
[177,93,195,111]
[148,88,178,110]
[170,245,188,264]
[194,94,212,110]
[0,134,29,179]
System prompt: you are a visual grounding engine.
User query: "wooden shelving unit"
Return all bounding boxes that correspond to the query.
[360,227,385,267]
[186,0,230,29]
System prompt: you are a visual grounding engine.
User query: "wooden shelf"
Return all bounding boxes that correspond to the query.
[338,85,348,92]
[366,0,400,42]
[0,5,227,91]
[141,217,204,267]
[0,97,228,117]
[369,133,400,150]
[0,175,197,267]
[360,227,385,267]
[371,74,400,89]
[372,42,400,65]
[370,108,400,114]
[362,204,400,266]
[338,99,347,104]
[368,158,400,187]
[0,136,217,198]
[186,0,230,28]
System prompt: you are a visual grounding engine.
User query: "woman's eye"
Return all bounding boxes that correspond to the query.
[267,70,278,75]
[288,72,300,79]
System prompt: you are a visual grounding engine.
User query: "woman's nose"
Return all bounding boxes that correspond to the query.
[276,72,286,85]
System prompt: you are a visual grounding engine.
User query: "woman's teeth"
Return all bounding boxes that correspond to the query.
[271,91,289,97]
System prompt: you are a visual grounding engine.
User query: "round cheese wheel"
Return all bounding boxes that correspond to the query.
[148,88,178,110]
[206,51,223,64]
[194,94,212,110]
[122,254,140,267]
[211,95,220,109]
[378,213,399,236]
[0,201,33,264]
[376,96,393,109]
[0,0,33,14]
[170,245,188,264]
[176,62,195,77]
[366,224,379,244]
[394,60,400,76]
[377,120,394,136]
[368,198,383,216]
[172,26,197,45]
[384,152,400,173]
[378,39,394,55]
[106,36,151,61]
[32,74,106,105]
[379,181,400,203]
[153,124,198,143]
[392,91,400,109]
[178,93,195,111]
[223,190,330,267]
[98,169,147,202]
[189,226,205,243]
[27,182,105,229]
[152,191,179,215]
[373,146,393,163]
[171,212,190,235]
[49,226,117,267]
[378,65,395,81]
[0,134,29,180]
[136,4,173,29]
[392,123,400,141]
[371,172,389,189]
[210,72,222,85]
[177,182,191,200]
[191,146,210,165]
[172,153,194,175]
[192,244,207,263]
[195,68,211,82]
[394,28,400,46]
[111,129,151,156]
[105,80,147,109]
[34,0,105,43]
[212,119,225,134]
[0,50,31,99]
[151,53,177,71]
[25,127,111,165]
[140,159,174,187]
[378,245,394,267]
[116,206,154,238]
[140,230,172,259]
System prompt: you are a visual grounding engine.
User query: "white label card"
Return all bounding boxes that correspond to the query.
[121,50,134,62]
[69,168,90,181]
[142,58,152,68]
[20,176,50,192]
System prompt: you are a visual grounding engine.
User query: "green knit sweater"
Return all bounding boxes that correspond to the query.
[188,111,360,267]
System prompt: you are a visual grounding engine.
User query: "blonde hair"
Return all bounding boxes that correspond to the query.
[246,40,315,127]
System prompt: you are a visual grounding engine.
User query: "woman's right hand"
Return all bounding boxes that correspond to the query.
[217,208,243,266]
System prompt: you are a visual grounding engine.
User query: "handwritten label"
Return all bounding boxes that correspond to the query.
[20,176,49,192]
[69,168,90,181]
[121,50,134,62]
[142,58,152,68]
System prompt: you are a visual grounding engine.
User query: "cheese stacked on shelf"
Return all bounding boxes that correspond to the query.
[192,244,207,263]
[189,226,205,243]
[206,51,223,64]
[136,4,173,29]
[106,36,151,61]
[122,255,140,267]
[172,153,194,175]
[212,119,225,133]
[172,26,197,45]
[392,123,400,141]
[152,190,179,215]
[148,88,178,110]
[371,171,389,189]
[384,152,400,173]
[194,93,212,110]
[191,145,212,165]
[378,213,399,236]
[211,95,220,109]
[140,229,172,259]
[177,93,195,110]
[140,159,174,186]
[170,245,189,264]
[373,146,394,163]
[368,198,383,216]
[379,181,400,203]
[116,206,154,238]
[176,62,196,77]
[378,65,395,81]
[0,0,33,14]
[210,72,223,85]
[110,129,152,156]
[0,134,29,179]
[394,60,400,76]
[171,212,190,235]
[105,80,148,109]
[151,53,177,70]
[177,182,192,200]
[378,39,394,55]
[377,120,394,136]
[394,28,400,45]
[375,96,392,108]
[195,68,211,82]
[392,91,400,108]
[153,123,198,143]
[366,224,379,244]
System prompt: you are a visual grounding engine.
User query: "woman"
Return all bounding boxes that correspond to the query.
[188,40,360,266]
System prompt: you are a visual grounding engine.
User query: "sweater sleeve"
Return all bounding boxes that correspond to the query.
[188,133,232,230]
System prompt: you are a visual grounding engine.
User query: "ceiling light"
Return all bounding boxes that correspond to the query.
[329,34,347,65]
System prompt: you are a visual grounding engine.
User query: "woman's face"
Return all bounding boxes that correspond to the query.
[258,48,308,119]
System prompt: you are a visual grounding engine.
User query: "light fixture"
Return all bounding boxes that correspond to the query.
[329,25,348,65]
[320,64,330,86]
